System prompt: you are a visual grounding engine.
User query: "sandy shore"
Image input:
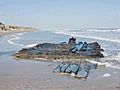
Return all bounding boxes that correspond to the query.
[0,57,120,90]
[0,29,35,37]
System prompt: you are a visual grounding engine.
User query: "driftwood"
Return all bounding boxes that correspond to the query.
[53,61,98,79]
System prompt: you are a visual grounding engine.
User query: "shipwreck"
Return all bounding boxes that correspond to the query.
[14,37,104,61]
[53,61,98,79]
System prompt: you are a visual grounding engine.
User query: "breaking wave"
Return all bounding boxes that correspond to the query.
[7,32,38,48]
[23,43,38,48]
[7,32,26,47]
[54,30,120,43]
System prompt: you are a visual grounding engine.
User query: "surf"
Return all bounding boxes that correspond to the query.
[7,32,26,47]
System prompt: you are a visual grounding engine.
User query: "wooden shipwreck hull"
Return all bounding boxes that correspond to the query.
[53,61,98,79]
[14,37,104,61]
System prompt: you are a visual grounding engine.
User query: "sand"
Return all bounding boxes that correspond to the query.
[0,57,120,90]
[0,29,34,37]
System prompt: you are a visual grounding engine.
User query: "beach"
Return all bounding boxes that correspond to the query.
[0,29,34,37]
[0,30,120,90]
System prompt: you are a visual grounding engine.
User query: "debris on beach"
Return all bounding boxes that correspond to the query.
[14,37,104,60]
[53,61,98,79]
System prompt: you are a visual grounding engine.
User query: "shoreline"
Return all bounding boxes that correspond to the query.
[0,29,36,37]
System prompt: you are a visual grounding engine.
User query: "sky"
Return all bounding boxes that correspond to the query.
[0,0,120,29]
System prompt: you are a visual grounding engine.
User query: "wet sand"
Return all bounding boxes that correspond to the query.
[0,29,34,37]
[0,56,120,90]
[0,31,120,90]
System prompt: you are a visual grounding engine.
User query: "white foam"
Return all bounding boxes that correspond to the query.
[102,73,111,77]
[24,43,38,48]
[54,31,120,43]
[86,60,107,66]
[82,29,120,32]
[7,33,25,47]
[106,65,120,70]
[71,73,76,77]
[17,32,26,36]
[86,60,120,70]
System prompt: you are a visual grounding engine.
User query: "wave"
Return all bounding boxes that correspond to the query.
[23,43,38,48]
[7,32,26,47]
[86,60,120,70]
[54,30,120,43]
[82,29,120,32]
[7,32,38,48]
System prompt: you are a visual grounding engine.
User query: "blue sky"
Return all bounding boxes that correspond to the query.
[0,0,120,29]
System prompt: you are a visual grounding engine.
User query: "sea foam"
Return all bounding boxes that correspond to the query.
[7,32,26,47]
[24,43,38,48]
[102,73,111,77]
